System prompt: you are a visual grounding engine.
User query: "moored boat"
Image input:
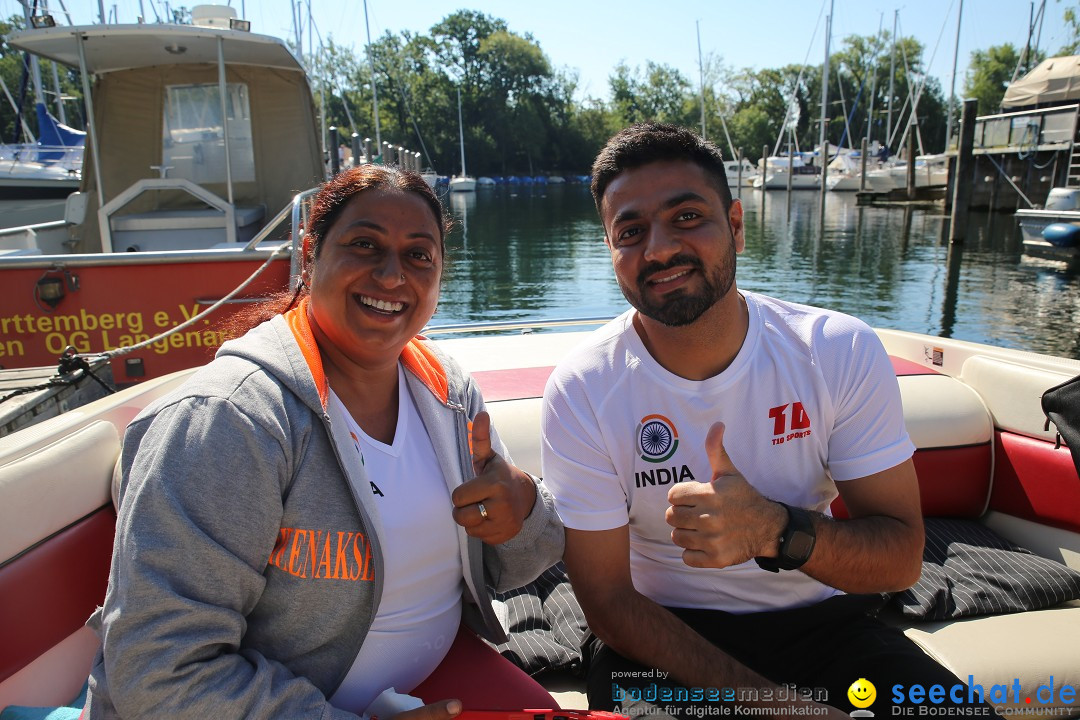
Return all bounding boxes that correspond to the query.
[1017,188,1080,265]
[0,10,324,386]
[1,318,1078,715]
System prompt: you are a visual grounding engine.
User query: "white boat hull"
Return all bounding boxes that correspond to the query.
[449,177,476,193]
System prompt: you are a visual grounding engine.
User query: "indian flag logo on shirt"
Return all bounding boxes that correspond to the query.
[637,414,679,463]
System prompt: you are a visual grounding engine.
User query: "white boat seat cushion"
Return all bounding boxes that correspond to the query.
[0,420,118,564]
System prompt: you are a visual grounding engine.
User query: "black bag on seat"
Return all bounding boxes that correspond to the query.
[1042,373,1080,477]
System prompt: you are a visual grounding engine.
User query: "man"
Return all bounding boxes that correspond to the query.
[540,123,994,718]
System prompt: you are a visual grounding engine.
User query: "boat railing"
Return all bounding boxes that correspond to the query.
[421,316,611,336]
[0,143,83,173]
[287,187,320,284]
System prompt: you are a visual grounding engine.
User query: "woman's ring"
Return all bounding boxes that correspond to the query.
[477,502,489,520]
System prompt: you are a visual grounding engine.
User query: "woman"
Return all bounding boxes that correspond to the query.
[84,165,564,719]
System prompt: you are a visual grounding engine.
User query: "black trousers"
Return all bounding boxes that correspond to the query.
[585,594,1002,719]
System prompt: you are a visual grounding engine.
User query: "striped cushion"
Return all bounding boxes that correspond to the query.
[893,518,1080,620]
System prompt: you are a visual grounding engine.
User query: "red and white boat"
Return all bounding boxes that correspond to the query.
[1,321,1078,714]
[0,8,323,385]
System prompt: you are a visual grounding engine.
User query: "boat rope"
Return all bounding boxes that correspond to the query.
[77,240,292,362]
[977,145,1036,209]
[0,348,116,404]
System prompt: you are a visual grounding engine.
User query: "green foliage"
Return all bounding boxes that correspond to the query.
[301,16,972,173]
[1060,2,1080,55]
[964,44,1021,115]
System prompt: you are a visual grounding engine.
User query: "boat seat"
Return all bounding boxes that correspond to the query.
[109,205,265,232]
[0,420,119,710]
[109,205,266,251]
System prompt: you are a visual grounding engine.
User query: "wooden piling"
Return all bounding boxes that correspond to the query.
[860,138,868,192]
[949,99,977,244]
[736,147,743,199]
[906,130,916,200]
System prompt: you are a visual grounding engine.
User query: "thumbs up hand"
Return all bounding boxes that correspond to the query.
[451,411,537,545]
[665,422,787,569]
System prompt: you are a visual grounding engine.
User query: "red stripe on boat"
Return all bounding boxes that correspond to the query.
[890,356,940,376]
[472,367,555,402]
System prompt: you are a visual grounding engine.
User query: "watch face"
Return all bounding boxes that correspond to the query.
[786,531,815,561]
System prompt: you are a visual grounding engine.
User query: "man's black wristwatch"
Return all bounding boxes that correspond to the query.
[754,502,816,572]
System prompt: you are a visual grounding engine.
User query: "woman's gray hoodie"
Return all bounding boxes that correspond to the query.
[84,304,564,719]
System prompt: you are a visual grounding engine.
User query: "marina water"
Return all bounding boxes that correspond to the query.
[434,185,1080,361]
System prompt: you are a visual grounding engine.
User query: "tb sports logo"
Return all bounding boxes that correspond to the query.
[637,414,679,463]
[769,402,812,446]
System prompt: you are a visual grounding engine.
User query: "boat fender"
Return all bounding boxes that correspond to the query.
[1041,223,1080,248]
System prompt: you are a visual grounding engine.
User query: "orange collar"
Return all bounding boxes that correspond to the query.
[284,298,449,408]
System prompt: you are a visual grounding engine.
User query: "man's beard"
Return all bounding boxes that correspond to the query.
[618,250,736,327]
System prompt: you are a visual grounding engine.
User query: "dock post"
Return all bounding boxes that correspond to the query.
[761,144,769,192]
[860,138,868,192]
[737,147,743,199]
[329,126,340,175]
[364,137,372,164]
[906,130,916,200]
[949,99,977,244]
[351,133,361,167]
[820,118,829,211]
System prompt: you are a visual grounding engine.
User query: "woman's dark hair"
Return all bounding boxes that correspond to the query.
[222,165,450,338]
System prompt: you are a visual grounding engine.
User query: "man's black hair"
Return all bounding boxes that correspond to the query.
[590,122,733,214]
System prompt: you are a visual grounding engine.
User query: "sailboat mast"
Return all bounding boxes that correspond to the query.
[944,0,963,150]
[886,9,897,150]
[457,85,466,176]
[697,20,706,139]
[818,0,832,162]
[363,0,381,149]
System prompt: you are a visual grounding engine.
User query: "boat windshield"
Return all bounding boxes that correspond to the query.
[162,83,255,184]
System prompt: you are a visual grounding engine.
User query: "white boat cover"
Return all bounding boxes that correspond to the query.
[1002,55,1080,108]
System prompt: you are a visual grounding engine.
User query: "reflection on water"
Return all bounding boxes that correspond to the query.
[434,184,1080,360]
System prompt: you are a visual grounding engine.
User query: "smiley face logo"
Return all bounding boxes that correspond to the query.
[848,678,876,709]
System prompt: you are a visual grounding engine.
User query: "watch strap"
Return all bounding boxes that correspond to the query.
[754,502,816,572]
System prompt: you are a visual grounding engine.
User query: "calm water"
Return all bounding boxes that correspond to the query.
[433,185,1080,360]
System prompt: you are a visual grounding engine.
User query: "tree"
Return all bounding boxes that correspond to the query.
[1057,1,1080,55]
[964,44,1021,115]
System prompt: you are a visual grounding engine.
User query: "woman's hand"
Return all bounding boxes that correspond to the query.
[387,699,462,720]
[451,411,537,545]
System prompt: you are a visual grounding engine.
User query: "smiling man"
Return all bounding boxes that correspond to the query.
[540,123,998,719]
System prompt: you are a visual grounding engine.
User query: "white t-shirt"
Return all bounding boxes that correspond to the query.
[541,292,914,613]
[328,367,463,713]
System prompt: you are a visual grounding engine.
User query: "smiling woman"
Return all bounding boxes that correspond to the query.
[80,165,565,720]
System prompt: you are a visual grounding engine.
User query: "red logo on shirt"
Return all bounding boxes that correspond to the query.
[768,403,812,446]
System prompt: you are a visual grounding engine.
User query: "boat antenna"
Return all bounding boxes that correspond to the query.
[818,0,833,164]
[886,9,897,151]
[363,0,382,149]
[457,84,466,177]
[865,12,883,148]
[1011,0,1046,84]
[771,0,827,157]
[944,0,964,149]
[697,20,706,139]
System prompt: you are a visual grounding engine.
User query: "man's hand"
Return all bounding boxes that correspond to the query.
[451,411,537,545]
[665,422,787,568]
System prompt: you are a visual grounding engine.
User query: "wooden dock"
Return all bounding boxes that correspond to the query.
[0,358,114,438]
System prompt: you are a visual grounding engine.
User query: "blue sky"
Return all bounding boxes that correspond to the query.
[13,1,1070,102]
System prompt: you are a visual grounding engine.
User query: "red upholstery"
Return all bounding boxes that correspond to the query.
[472,367,555,402]
[831,444,992,519]
[0,507,115,684]
[989,431,1080,534]
[890,357,940,376]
